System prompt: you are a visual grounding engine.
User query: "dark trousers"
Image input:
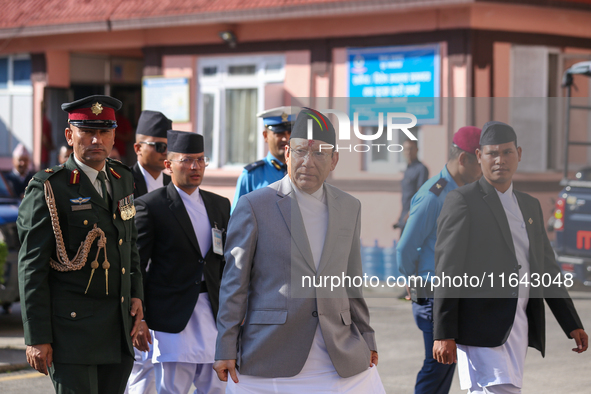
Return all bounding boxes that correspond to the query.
[412,298,455,394]
[49,353,134,394]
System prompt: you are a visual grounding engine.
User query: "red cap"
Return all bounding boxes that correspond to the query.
[68,106,116,121]
[453,126,481,155]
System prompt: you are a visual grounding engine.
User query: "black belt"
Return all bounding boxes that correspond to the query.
[199,280,208,293]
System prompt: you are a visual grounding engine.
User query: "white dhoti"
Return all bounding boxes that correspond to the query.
[226,325,385,394]
[459,185,531,394]
[125,346,155,394]
[152,293,226,394]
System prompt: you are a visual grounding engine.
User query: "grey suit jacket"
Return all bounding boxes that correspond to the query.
[215,176,376,378]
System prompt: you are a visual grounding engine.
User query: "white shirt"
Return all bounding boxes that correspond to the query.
[457,183,530,390]
[292,183,328,270]
[73,155,111,197]
[138,162,164,194]
[152,185,216,364]
[174,185,212,255]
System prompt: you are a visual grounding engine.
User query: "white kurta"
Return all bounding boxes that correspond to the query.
[138,162,164,193]
[457,184,530,391]
[151,186,217,364]
[229,183,385,394]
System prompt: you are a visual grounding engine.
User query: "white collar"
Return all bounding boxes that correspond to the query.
[138,162,163,182]
[174,184,202,202]
[73,155,107,184]
[290,179,326,204]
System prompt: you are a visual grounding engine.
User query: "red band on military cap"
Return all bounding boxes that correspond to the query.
[68,107,116,121]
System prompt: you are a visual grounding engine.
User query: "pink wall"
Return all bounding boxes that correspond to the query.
[284,50,311,106]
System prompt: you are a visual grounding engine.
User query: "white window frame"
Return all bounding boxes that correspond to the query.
[197,54,285,168]
[0,54,33,94]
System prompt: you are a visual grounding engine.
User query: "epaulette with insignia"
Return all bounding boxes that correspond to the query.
[429,178,448,197]
[244,160,265,172]
[33,165,64,182]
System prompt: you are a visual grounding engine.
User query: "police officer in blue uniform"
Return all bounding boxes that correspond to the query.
[396,126,482,394]
[231,106,295,212]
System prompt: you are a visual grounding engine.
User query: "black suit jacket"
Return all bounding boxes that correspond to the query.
[433,177,583,357]
[134,182,231,333]
[132,162,171,198]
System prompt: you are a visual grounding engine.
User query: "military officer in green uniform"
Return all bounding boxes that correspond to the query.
[17,95,144,394]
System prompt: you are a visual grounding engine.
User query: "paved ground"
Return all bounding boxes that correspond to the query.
[1,289,590,393]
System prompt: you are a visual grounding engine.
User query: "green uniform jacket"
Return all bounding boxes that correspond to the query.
[17,156,143,365]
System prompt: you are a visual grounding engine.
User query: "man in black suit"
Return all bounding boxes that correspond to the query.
[131,110,172,198]
[134,130,229,394]
[126,110,174,394]
[433,121,587,394]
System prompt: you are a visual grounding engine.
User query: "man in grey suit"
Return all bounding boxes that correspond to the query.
[214,108,384,393]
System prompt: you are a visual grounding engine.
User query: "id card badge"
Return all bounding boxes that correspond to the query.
[212,227,224,255]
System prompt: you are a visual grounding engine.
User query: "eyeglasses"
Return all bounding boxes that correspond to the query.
[289,148,332,161]
[169,157,210,168]
[139,141,167,153]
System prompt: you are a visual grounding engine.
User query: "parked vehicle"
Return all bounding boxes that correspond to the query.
[0,173,20,312]
[550,61,591,288]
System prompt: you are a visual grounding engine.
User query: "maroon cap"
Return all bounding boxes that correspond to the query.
[453,126,482,155]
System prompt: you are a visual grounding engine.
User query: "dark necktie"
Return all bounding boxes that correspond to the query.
[97,171,110,205]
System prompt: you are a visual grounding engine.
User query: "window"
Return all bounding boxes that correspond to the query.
[197,55,285,168]
[0,55,31,90]
[0,54,33,157]
[362,126,418,174]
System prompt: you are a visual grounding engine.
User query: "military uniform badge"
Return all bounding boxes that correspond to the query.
[70,169,80,185]
[118,194,136,221]
[91,102,103,115]
[109,167,121,179]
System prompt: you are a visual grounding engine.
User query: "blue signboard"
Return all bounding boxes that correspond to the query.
[348,44,440,125]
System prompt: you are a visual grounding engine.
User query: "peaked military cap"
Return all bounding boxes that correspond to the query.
[62,95,122,130]
[136,110,172,138]
[257,106,298,133]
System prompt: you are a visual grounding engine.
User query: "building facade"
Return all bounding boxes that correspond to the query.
[2,0,591,243]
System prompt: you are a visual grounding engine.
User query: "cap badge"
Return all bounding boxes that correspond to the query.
[281,112,289,122]
[91,102,103,116]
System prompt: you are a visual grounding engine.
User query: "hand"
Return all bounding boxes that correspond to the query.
[570,329,588,353]
[433,339,457,364]
[26,344,53,375]
[213,359,238,383]
[370,351,378,367]
[129,298,144,342]
[133,321,152,352]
